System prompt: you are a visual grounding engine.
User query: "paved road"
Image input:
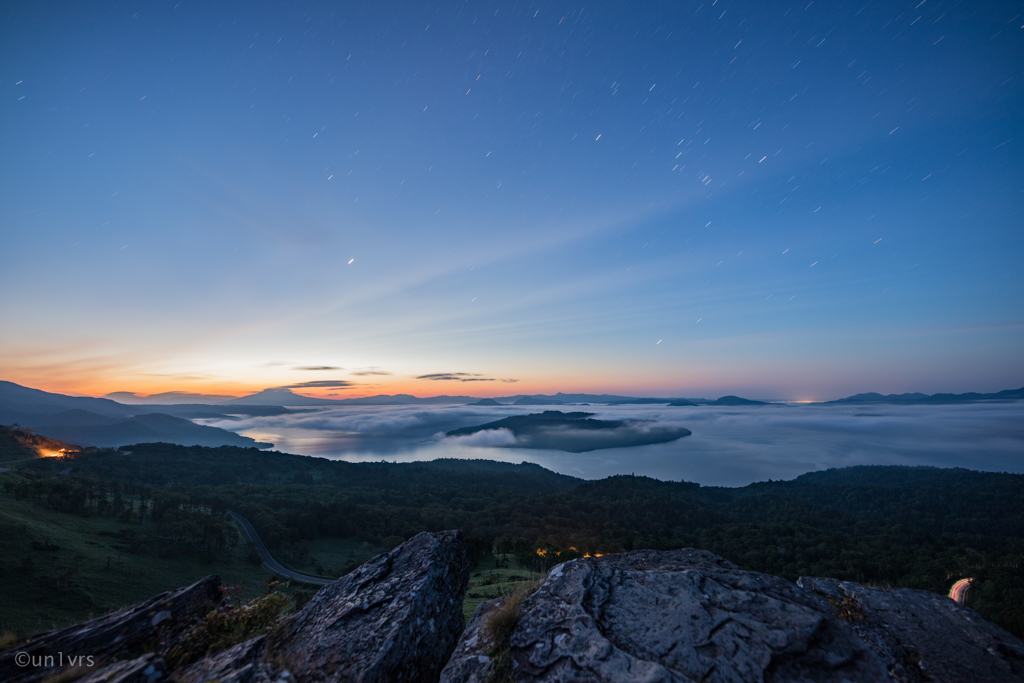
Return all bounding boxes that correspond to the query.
[226,510,334,585]
[949,578,972,605]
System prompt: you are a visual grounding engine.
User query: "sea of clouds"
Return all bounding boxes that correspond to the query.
[196,402,1024,487]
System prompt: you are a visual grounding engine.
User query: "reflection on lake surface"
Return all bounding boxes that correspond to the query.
[198,402,1024,487]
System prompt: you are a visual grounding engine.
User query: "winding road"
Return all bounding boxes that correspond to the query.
[949,578,972,605]
[226,510,334,585]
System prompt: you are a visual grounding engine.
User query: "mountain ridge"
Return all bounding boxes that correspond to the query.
[7,381,1024,412]
[0,382,272,449]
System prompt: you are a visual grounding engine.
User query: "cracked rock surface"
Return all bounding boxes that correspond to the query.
[798,576,1024,682]
[445,548,931,682]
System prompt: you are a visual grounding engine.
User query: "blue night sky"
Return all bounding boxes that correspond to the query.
[1,0,1022,400]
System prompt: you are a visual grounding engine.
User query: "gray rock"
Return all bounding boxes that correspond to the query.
[173,636,270,683]
[0,575,222,683]
[443,548,889,682]
[79,654,167,683]
[267,529,469,682]
[438,597,509,683]
[798,576,1024,682]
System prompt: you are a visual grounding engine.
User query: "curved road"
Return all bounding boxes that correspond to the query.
[949,578,972,605]
[226,510,334,585]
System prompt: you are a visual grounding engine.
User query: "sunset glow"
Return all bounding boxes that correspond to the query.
[1,2,1020,402]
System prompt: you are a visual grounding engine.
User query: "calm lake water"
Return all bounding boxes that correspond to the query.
[198,402,1024,487]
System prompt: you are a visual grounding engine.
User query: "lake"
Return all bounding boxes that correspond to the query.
[197,402,1024,487]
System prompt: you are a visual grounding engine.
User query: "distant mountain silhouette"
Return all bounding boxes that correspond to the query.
[471,398,503,406]
[132,404,298,419]
[828,388,1024,405]
[608,398,675,405]
[497,393,639,404]
[513,396,565,405]
[714,396,768,406]
[229,388,344,405]
[668,400,698,406]
[0,408,271,449]
[0,381,271,448]
[230,389,479,406]
[833,392,929,403]
[31,413,271,449]
[105,391,242,404]
[334,394,478,405]
[0,380,136,417]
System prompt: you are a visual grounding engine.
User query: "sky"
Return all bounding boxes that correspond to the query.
[1,0,1022,401]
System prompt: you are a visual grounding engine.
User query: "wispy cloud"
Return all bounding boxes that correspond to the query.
[413,374,520,385]
[415,372,519,383]
[351,370,392,376]
[417,372,491,381]
[283,380,358,389]
[295,366,344,371]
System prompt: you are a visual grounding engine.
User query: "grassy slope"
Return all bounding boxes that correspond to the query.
[0,487,494,635]
[462,554,544,622]
[0,493,275,636]
[0,429,45,464]
[299,537,388,578]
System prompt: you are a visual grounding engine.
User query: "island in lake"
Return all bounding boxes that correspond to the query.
[446,410,691,453]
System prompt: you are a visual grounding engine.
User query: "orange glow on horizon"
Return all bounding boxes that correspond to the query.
[7,373,723,403]
[2,353,787,403]
[2,369,827,404]
[1,345,744,402]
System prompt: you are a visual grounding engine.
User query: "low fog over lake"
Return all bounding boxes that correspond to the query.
[197,402,1024,487]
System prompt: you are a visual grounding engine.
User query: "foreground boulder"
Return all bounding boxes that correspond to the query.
[441,548,1024,683]
[270,528,469,681]
[0,575,222,683]
[799,576,1024,682]
[177,529,470,683]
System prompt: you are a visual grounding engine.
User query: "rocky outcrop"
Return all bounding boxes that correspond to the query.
[0,575,222,683]
[8,538,1022,683]
[0,530,469,683]
[173,529,470,683]
[799,576,1024,682]
[173,636,269,683]
[269,528,469,682]
[441,548,1024,683]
